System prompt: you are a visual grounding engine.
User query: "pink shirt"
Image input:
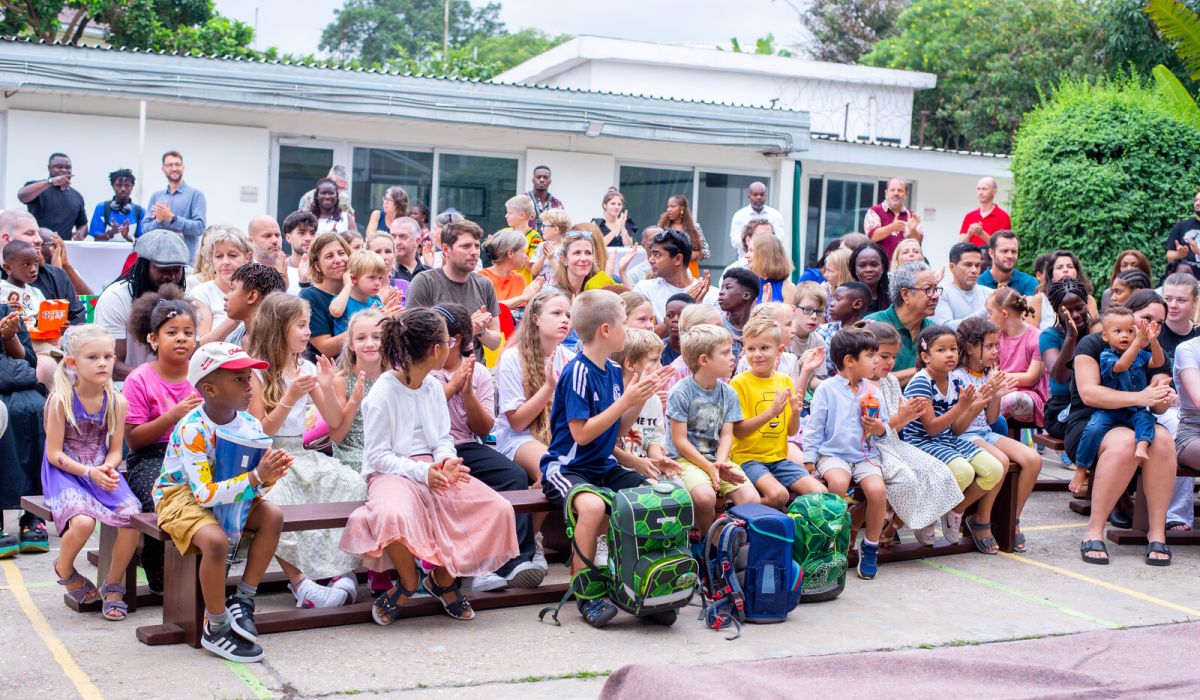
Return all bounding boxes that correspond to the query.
[432,363,496,446]
[998,325,1048,401]
[124,363,201,444]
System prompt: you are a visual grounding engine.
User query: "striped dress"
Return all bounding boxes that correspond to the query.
[899,369,982,463]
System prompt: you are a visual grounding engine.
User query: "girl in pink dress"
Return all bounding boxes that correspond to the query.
[987,288,1049,427]
[340,309,519,625]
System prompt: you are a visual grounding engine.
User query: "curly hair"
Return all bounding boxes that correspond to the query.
[230,262,286,298]
[127,283,196,350]
[380,308,447,385]
[956,316,1000,370]
[657,194,704,261]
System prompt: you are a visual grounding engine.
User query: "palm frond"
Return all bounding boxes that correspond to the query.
[1152,64,1200,122]
[1145,0,1200,80]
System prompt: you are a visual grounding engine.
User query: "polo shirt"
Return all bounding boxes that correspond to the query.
[959,206,1011,247]
[978,267,1038,297]
[863,305,936,372]
[23,180,87,237]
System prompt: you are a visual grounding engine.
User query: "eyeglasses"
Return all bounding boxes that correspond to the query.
[796,305,822,317]
[908,286,942,298]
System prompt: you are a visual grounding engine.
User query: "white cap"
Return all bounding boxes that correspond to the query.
[188,342,269,386]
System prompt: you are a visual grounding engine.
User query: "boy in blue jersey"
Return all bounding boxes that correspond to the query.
[541,289,672,628]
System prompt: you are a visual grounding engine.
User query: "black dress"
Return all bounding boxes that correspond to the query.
[0,303,47,510]
[592,217,639,248]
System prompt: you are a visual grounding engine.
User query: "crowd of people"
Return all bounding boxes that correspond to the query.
[1,151,1198,663]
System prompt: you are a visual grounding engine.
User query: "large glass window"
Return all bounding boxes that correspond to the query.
[805,176,824,269]
[437,153,519,236]
[276,145,332,223]
[823,179,876,246]
[618,165,692,240]
[697,172,770,273]
[351,148,434,226]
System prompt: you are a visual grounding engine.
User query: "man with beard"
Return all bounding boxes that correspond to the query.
[978,230,1037,296]
[864,261,940,385]
[934,243,993,330]
[406,219,500,358]
[141,150,207,260]
[864,178,923,260]
[1166,189,1200,277]
[17,152,87,239]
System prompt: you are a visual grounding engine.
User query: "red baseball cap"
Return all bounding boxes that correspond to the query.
[188,342,269,386]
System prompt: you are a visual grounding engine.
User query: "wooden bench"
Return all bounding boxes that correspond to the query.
[134,491,566,648]
[1107,465,1200,546]
[1005,422,1072,493]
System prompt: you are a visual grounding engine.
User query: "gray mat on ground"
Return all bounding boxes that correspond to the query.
[601,621,1200,699]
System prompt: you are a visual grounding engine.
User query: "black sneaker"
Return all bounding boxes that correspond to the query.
[202,620,264,663]
[0,531,17,559]
[577,598,619,629]
[19,518,49,554]
[226,593,258,642]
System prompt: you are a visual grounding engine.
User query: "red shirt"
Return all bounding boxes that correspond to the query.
[959,205,1011,247]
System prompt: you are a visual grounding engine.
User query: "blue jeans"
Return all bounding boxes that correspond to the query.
[1074,408,1157,469]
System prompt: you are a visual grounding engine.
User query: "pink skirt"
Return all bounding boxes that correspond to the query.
[339,473,519,577]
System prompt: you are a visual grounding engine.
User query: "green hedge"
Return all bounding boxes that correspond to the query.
[1009,77,1200,286]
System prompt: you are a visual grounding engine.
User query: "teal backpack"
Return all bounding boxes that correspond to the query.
[539,482,699,625]
[787,493,850,602]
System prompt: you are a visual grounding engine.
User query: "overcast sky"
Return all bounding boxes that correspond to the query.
[214,0,805,56]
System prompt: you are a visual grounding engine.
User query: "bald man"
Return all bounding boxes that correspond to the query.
[864,178,923,260]
[0,210,88,324]
[247,214,285,273]
[959,177,1011,247]
[728,181,786,254]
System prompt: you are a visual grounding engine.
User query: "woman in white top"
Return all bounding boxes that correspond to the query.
[188,225,252,344]
[312,178,356,235]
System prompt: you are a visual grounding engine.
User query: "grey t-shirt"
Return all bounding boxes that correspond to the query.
[665,376,743,461]
[406,268,499,356]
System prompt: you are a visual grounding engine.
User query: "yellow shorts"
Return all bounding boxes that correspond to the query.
[677,459,751,498]
[156,484,253,555]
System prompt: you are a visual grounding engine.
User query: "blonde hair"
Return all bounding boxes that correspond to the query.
[572,289,624,344]
[307,232,351,284]
[246,294,309,412]
[336,308,385,378]
[751,232,793,281]
[348,249,387,278]
[679,303,722,333]
[681,323,732,373]
[511,291,569,443]
[571,222,609,273]
[621,291,651,318]
[611,328,664,366]
[505,194,535,219]
[750,302,792,325]
[890,237,923,270]
[192,225,249,281]
[823,248,851,287]
[742,315,782,344]
[793,281,827,309]
[540,208,571,232]
[48,325,125,435]
[483,229,527,263]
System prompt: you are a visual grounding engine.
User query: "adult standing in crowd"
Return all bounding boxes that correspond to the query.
[934,242,992,330]
[864,261,939,385]
[247,214,286,276]
[978,230,1038,296]
[87,168,143,241]
[658,194,708,277]
[17,152,87,239]
[364,186,408,239]
[728,181,786,253]
[1165,188,1200,277]
[864,178,923,260]
[848,242,891,315]
[0,211,87,325]
[525,165,563,232]
[298,165,354,216]
[0,299,47,556]
[592,188,637,248]
[141,150,207,261]
[390,217,430,284]
[299,231,352,358]
[634,228,717,322]
[958,177,1010,247]
[282,210,317,294]
[311,178,356,235]
[407,219,501,357]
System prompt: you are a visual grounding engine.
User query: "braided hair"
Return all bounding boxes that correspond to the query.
[1046,278,1090,332]
[380,308,446,384]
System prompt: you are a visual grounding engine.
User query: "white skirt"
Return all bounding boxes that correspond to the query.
[876,437,964,529]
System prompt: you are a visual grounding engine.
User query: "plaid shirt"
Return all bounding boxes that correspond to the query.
[525,190,563,232]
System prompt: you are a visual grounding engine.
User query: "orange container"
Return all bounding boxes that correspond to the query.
[859,395,880,419]
[29,299,69,341]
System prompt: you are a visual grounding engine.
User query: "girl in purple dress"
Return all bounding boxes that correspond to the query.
[43,325,141,620]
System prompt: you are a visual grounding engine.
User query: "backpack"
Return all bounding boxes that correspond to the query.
[102,200,143,236]
[539,482,698,625]
[787,493,851,602]
[700,503,802,638]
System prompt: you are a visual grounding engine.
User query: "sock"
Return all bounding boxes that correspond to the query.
[236,581,257,597]
[863,538,878,548]
[206,610,229,629]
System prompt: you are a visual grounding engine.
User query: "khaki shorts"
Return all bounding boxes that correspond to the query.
[677,459,752,498]
[156,484,253,555]
[815,455,883,483]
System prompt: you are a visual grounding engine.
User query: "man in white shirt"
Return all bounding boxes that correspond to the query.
[934,242,993,330]
[728,181,786,254]
[281,210,318,294]
[634,229,719,327]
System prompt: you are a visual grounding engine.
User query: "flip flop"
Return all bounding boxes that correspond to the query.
[1166,521,1191,532]
[1145,541,1172,567]
[965,515,998,555]
[1080,539,1109,565]
[1013,518,1026,554]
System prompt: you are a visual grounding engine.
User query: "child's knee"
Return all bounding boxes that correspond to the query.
[252,501,284,532]
[860,475,886,501]
[572,493,607,523]
[67,514,96,534]
[192,526,227,559]
[689,485,716,511]
[758,481,788,510]
[946,458,974,491]
[731,485,760,505]
[973,452,1005,491]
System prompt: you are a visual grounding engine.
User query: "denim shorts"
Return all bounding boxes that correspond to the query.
[964,429,1004,445]
[741,458,812,488]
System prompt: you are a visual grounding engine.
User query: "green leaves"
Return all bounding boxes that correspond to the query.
[1145,0,1200,79]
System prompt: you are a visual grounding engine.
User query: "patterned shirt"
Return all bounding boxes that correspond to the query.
[525,191,564,232]
[153,406,271,506]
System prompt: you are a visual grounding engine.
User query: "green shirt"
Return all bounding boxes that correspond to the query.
[863,305,937,371]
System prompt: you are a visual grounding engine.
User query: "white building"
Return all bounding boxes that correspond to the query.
[0,37,1009,278]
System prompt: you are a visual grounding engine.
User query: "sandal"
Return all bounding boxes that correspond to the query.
[965,515,998,555]
[423,571,475,621]
[370,580,416,626]
[1166,520,1191,532]
[879,510,904,549]
[1013,518,1026,554]
[1080,539,1109,565]
[55,566,100,604]
[100,583,128,621]
[1145,541,1172,567]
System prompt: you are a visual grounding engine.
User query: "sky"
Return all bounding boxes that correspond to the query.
[214,0,805,57]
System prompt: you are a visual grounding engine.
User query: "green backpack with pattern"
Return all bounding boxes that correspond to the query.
[787,493,850,602]
[540,482,698,624]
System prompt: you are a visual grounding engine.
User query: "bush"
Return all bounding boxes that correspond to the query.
[1010,76,1200,286]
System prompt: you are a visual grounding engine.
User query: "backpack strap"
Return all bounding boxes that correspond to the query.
[538,484,616,625]
[700,517,746,640]
[102,200,112,229]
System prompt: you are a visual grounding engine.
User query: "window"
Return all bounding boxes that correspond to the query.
[801,176,917,268]
[437,153,519,236]
[276,145,332,223]
[697,172,770,272]
[618,165,692,239]
[351,148,433,228]
[805,176,824,269]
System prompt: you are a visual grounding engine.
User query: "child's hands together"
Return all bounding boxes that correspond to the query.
[627,366,672,405]
[429,458,470,493]
[860,413,885,437]
[897,396,928,424]
[652,456,681,477]
[958,383,977,408]
[258,449,293,485]
[768,388,791,418]
[461,357,476,397]
[284,373,318,405]
[89,463,120,492]
[315,355,336,391]
[349,371,366,406]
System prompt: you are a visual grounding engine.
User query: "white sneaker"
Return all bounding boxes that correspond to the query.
[290,578,349,609]
[505,561,546,589]
[465,573,507,593]
[329,574,358,605]
[532,532,548,570]
[594,537,609,568]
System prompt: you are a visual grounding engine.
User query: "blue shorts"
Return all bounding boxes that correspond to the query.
[741,459,811,489]
[964,429,1004,445]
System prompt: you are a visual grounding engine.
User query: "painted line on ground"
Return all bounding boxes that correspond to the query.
[918,558,1121,629]
[998,552,1200,618]
[223,660,277,699]
[0,560,105,699]
[1019,523,1087,532]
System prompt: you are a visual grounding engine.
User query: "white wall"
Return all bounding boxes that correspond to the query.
[523,149,616,221]
[2,110,270,232]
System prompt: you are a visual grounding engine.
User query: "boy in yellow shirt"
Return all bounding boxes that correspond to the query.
[731,316,828,511]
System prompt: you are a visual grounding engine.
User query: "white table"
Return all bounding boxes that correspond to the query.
[63,240,133,293]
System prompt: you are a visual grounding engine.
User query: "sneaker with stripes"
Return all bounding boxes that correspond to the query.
[226,594,257,642]
[202,620,264,663]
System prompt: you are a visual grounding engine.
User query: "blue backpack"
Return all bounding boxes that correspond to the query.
[700,503,802,638]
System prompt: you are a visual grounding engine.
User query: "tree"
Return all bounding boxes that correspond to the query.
[784,0,907,64]
[863,0,1105,153]
[1144,0,1200,79]
[319,0,503,65]
[386,29,568,80]
[1009,76,1200,285]
[722,33,795,57]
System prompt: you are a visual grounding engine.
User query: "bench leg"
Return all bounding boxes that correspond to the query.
[135,545,199,647]
[95,524,141,614]
[990,467,1019,554]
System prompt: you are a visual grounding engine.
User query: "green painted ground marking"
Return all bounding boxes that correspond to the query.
[223,660,276,699]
